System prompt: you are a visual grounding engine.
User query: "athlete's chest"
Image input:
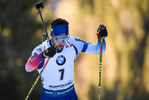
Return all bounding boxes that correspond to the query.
[41,46,75,85]
[44,46,76,71]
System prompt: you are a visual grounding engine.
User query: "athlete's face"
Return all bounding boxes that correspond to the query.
[50,35,67,50]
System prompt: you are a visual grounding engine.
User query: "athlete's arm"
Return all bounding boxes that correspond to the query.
[69,37,106,54]
[25,45,44,72]
[82,40,106,54]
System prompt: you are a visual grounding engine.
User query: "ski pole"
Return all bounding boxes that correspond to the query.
[35,1,49,40]
[25,58,50,100]
[97,24,106,100]
[25,1,50,100]
[98,37,103,100]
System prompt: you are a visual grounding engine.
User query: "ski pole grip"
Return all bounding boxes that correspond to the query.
[35,1,44,9]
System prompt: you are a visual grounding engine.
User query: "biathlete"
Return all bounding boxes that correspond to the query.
[25,18,108,100]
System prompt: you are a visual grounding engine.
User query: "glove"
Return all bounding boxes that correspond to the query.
[97,24,108,40]
[42,47,56,58]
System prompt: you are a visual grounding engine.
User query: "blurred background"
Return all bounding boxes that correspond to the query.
[0,0,148,100]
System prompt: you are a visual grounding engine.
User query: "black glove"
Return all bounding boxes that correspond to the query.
[97,24,108,40]
[42,47,56,58]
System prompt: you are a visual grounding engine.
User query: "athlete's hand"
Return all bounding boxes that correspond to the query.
[97,24,108,40]
[42,47,56,58]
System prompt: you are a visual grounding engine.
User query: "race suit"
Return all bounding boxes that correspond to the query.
[25,37,106,100]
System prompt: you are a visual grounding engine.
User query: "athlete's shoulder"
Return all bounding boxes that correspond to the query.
[68,36,87,53]
[69,36,86,44]
[32,44,44,54]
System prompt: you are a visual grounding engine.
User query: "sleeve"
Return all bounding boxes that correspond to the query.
[84,40,106,54]
[25,44,45,72]
[69,37,106,54]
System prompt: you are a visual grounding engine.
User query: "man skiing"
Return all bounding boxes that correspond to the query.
[25,18,108,100]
